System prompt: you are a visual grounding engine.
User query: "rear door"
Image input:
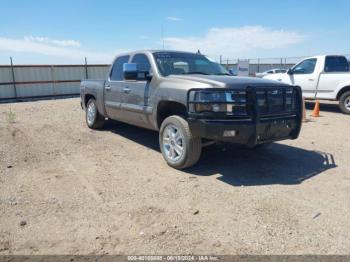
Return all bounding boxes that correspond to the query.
[104,55,130,120]
[120,53,152,127]
[289,58,318,98]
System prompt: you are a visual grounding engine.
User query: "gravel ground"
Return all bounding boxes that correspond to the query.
[0,98,349,255]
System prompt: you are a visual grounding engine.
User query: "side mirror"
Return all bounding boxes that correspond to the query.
[145,71,153,81]
[123,63,138,80]
[123,63,152,81]
[287,68,293,75]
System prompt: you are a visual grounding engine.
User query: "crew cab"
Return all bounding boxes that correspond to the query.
[263,55,350,114]
[80,50,302,169]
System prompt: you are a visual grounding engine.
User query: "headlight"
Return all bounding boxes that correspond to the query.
[193,91,227,113]
[195,103,227,113]
[190,90,247,115]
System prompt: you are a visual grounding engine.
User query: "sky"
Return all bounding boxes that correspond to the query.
[0,0,349,64]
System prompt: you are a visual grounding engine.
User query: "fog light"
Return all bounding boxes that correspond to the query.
[223,130,236,137]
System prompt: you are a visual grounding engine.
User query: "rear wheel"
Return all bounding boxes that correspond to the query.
[86,98,105,129]
[339,91,350,115]
[159,116,202,169]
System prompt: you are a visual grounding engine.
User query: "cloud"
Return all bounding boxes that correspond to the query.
[166,16,182,21]
[0,36,128,63]
[24,36,81,47]
[163,26,305,58]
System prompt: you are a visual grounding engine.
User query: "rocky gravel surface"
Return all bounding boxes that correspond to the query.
[0,98,349,255]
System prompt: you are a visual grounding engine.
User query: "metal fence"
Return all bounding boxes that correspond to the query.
[220,54,350,75]
[1,54,350,101]
[0,60,110,101]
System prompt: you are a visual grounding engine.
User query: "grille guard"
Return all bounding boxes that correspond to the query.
[187,85,303,123]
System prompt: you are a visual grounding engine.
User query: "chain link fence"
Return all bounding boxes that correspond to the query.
[220,55,350,76]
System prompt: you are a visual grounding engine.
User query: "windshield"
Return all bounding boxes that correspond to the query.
[153,52,230,76]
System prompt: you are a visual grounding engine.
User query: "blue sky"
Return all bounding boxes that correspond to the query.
[0,0,349,64]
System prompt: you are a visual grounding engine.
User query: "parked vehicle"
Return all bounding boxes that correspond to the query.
[263,55,350,114]
[80,50,303,169]
[255,68,287,78]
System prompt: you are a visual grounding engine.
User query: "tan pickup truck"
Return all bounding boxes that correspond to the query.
[80,50,303,169]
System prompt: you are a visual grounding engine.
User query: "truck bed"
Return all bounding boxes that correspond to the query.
[80,79,106,113]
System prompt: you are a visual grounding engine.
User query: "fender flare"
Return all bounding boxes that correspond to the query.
[335,82,350,100]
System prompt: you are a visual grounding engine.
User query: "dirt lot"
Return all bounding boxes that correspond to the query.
[0,98,349,255]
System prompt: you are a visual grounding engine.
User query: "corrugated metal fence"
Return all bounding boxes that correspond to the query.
[2,55,349,101]
[0,63,110,101]
[0,62,292,101]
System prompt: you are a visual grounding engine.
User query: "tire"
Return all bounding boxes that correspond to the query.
[86,98,105,129]
[339,91,350,115]
[159,115,202,169]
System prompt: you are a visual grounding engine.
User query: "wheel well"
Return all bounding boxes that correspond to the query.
[157,101,188,129]
[337,86,350,100]
[84,94,95,107]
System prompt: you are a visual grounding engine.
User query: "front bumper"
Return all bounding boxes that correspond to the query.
[187,85,303,147]
[188,115,300,147]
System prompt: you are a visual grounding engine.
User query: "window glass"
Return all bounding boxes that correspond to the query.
[293,59,317,74]
[131,54,151,72]
[275,69,286,73]
[153,52,229,76]
[173,61,189,74]
[110,55,129,81]
[325,56,349,72]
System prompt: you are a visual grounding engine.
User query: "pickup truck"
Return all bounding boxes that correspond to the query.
[80,50,302,169]
[263,55,350,114]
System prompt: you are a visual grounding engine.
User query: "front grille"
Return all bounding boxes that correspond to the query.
[255,87,296,116]
[187,86,299,120]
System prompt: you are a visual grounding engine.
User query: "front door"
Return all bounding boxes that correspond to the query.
[289,58,318,99]
[120,54,152,127]
[104,55,130,120]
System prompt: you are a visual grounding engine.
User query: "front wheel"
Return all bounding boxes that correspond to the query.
[339,91,350,115]
[86,98,105,129]
[159,116,202,169]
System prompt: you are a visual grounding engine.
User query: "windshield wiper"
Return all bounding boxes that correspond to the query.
[182,71,209,75]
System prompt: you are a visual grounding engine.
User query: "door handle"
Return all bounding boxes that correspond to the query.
[308,79,314,81]
[105,85,111,90]
[123,87,131,94]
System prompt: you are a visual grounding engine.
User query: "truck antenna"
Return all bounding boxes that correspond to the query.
[161,24,165,49]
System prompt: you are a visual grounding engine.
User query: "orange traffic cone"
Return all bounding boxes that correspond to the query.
[311,100,320,117]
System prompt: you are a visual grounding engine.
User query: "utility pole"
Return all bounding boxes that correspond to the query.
[84,57,89,79]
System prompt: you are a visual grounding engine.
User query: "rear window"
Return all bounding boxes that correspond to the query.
[325,56,349,72]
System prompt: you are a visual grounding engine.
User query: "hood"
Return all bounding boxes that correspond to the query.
[167,74,287,89]
[263,73,287,80]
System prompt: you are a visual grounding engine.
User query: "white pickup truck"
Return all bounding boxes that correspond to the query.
[264,55,350,114]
